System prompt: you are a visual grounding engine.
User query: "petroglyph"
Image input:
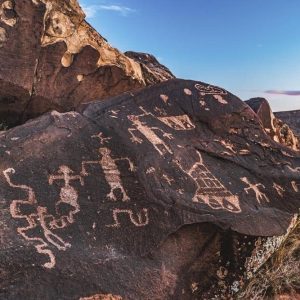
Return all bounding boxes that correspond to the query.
[3,168,73,269]
[195,83,227,96]
[162,174,174,186]
[158,115,195,131]
[287,165,300,173]
[160,94,169,103]
[106,208,149,228]
[0,26,7,47]
[48,166,84,228]
[291,181,299,192]
[241,177,270,204]
[0,1,17,27]
[273,183,285,197]
[81,147,134,202]
[184,88,192,96]
[146,167,155,174]
[213,94,228,104]
[174,151,241,212]
[128,107,173,156]
[92,132,112,145]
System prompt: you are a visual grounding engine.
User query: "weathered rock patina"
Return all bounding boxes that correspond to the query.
[0,79,299,299]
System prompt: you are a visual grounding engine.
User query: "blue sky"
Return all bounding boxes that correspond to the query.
[79,0,300,112]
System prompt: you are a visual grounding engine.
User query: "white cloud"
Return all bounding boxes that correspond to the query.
[81,4,136,18]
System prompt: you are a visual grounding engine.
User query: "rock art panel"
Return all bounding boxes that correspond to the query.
[3,167,76,269]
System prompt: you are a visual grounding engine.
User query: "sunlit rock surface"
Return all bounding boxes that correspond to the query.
[0,0,173,127]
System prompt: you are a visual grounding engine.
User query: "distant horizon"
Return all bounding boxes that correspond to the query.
[79,0,300,112]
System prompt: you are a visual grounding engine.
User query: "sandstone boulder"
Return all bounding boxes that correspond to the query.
[125,51,175,84]
[0,0,173,127]
[275,110,300,137]
[1,79,299,299]
[246,98,299,151]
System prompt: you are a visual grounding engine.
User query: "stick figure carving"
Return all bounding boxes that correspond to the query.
[241,177,270,204]
[128,106,173,156]
[48,165,84,228]
[174,151,241,212]
[81,147,134,202]
[3,168,73,269]
[106,208,149,228]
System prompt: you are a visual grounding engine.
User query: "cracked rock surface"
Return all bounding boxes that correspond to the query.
[0,79,299,299]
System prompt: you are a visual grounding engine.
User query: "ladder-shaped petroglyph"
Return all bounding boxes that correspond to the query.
[48,165,84,229]
[3,168,74,269]
[0,0,17,47]
[81,136,135,202]
[106,208,149,228]
[174,151,241,212]
[158,114,195,131]
[128,106,173,156]
[195,83,228,104]
[273,183,285,197]
[241,177,270,204]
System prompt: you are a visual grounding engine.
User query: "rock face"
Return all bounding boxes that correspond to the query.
[0,0,173,127]
[246,98,299,151]
[275,110,300,137]
[1,79,299,299]
[125,51,175,84]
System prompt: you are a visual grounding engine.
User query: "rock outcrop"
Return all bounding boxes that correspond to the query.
[1,79,299,299]
[246,98,299,151]
[125,51,175,84]
[275,110,300,137]
[0,0,173,127]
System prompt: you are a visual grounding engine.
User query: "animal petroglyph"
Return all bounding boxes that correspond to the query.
[3,168,74,269]
[291,181,299,192]
[81,147,135,202]
[241,177,270,204]
[128,107,173,156]
[48,166,84,229]
[106,208,149,228]
[174,151,241,213]
[273,183,285,197]
[158,115,195,131]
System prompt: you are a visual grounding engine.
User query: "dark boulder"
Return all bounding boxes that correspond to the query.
[0,79,299,299]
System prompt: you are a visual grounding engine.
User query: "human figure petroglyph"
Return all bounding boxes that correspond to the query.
[3,168,72,269]
[158,115,195,131]
[81,147,134,202]
[174,151,241,212]
[128,107,173,156]
[241,177,270,204]
[48,166,84,228]
[106,208,149,228]
[273,183,285,197]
